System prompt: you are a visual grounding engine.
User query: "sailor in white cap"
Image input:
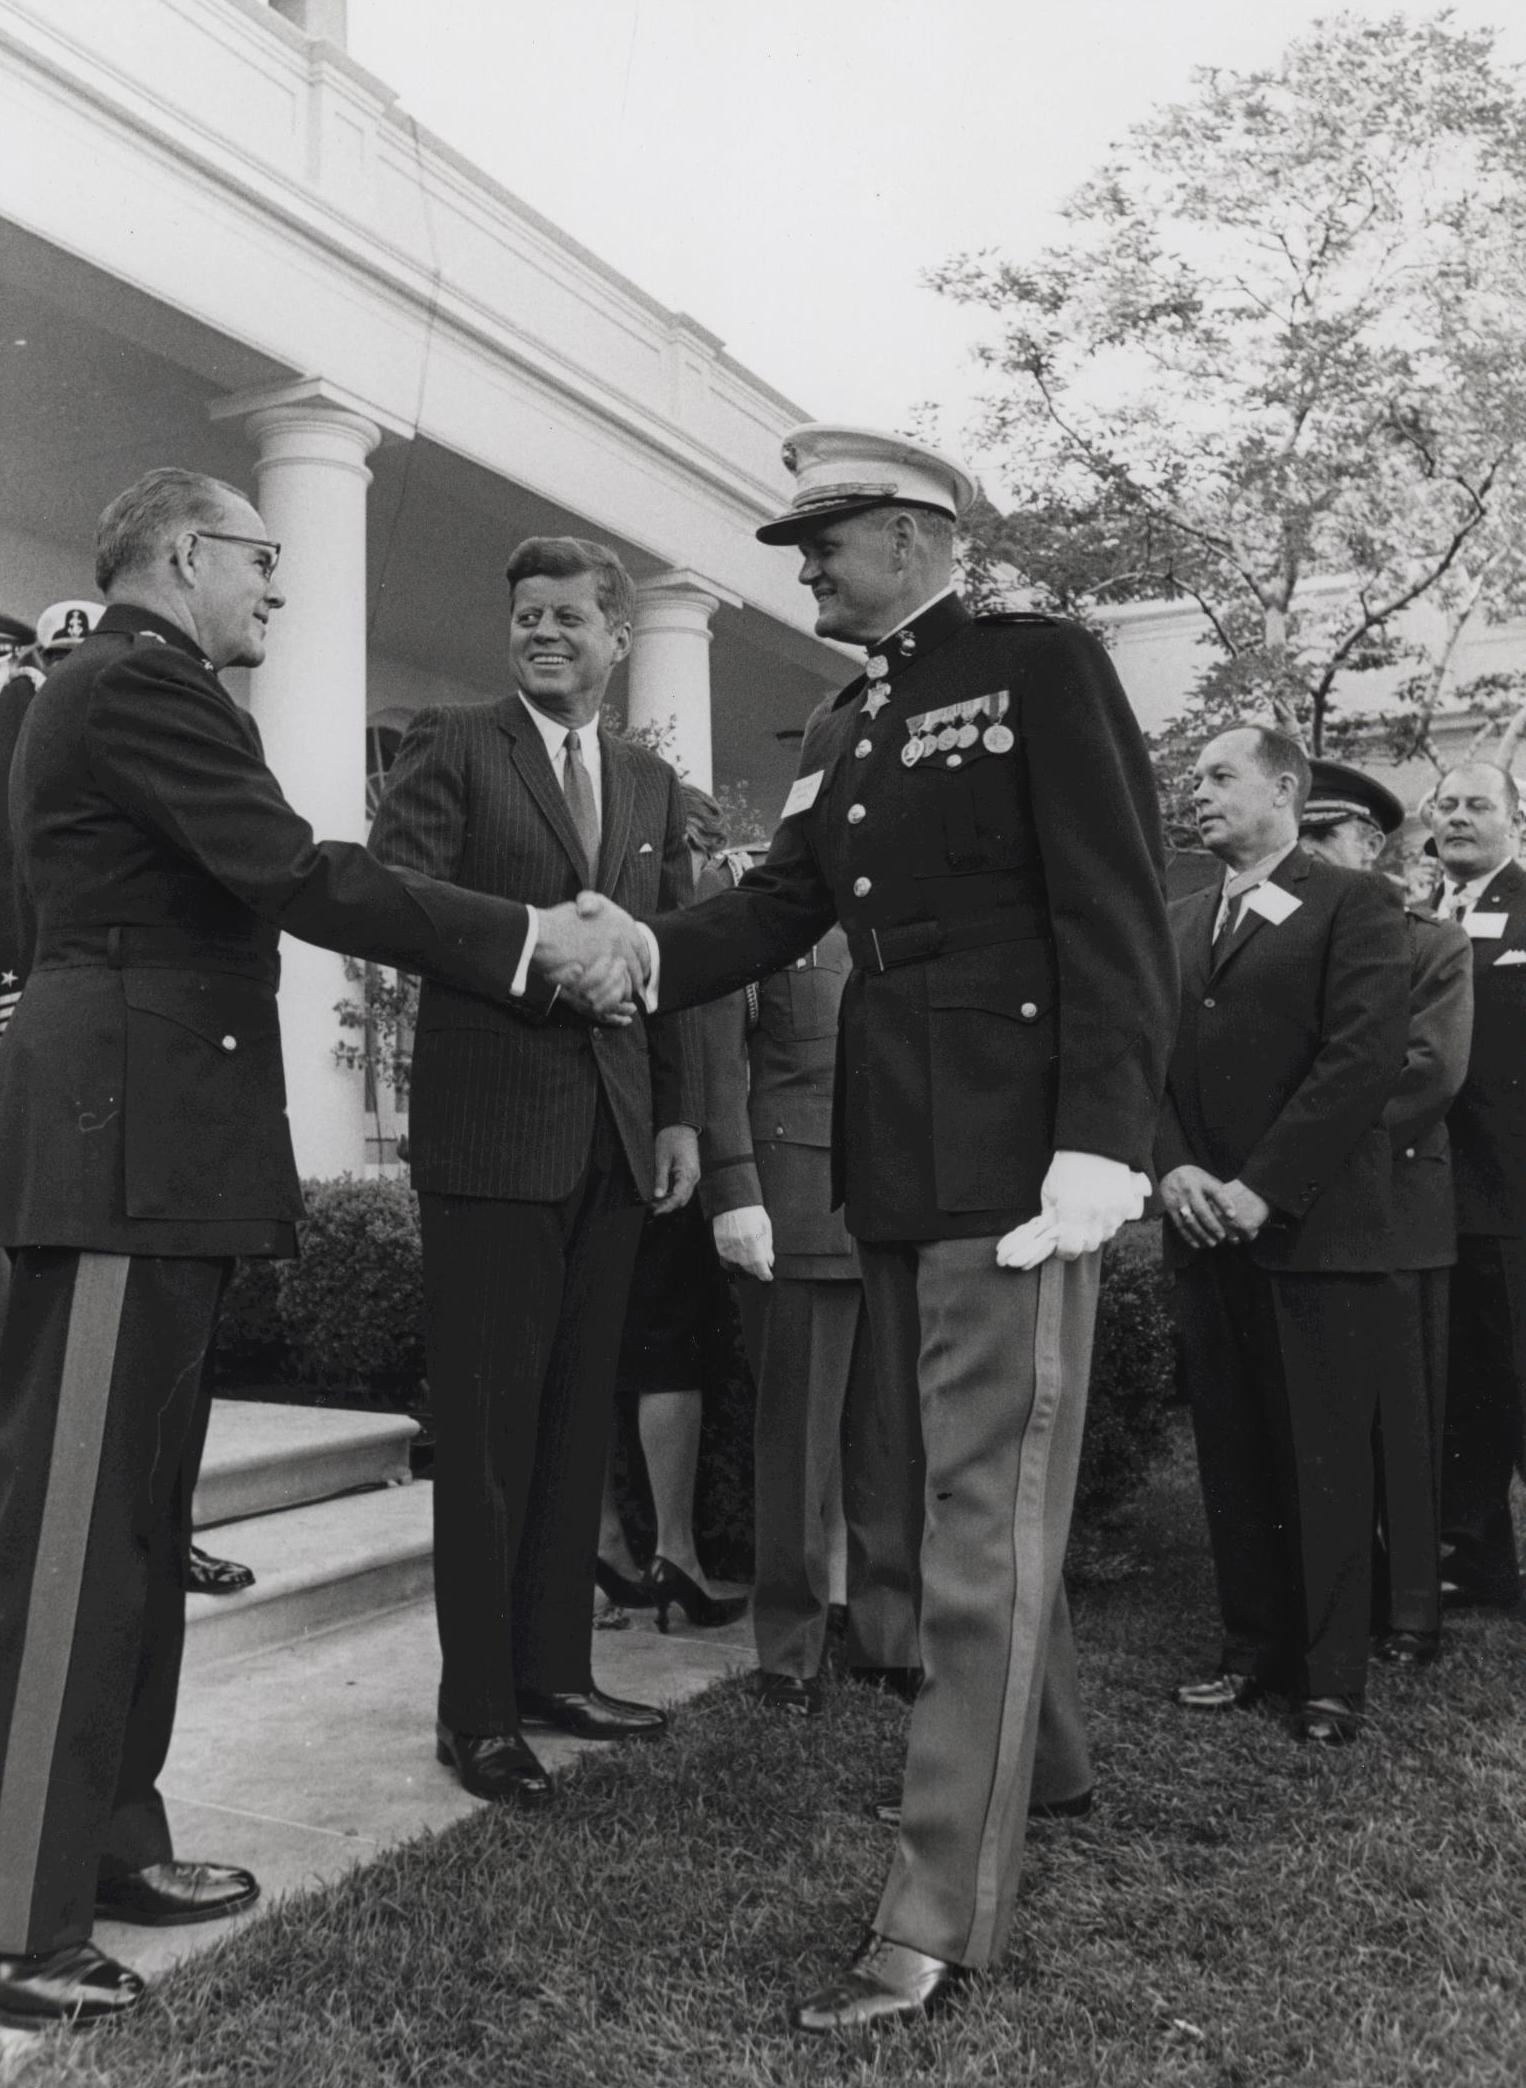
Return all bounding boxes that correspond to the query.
[553,422,1176,2030]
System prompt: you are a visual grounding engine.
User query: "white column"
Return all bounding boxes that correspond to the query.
[628,570,740,789]
[211,379,384,1179]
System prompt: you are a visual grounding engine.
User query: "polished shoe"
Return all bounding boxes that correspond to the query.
[435,1722,553,1804]
[756,1671,822,1717]
[95,1859,260,1927]
[849,1664,923,1704]
[595,1557,656,1609]
[1376,1628,1440,1667]
[1297,1695,1364,1748]
[645,1555,747,1633]
[789,1932,969,2033]
[870,1783,1093,1828]
[186,1544,255,1596]
[516,1685,667,1740]
[1172,1671,1265,1712]
[0,1942,145,2029]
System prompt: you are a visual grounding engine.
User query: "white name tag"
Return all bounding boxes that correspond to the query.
[1493,947,1526,965]
[1242,883,1301,926]
[1464,911,1507,939]
[780,770,824,820]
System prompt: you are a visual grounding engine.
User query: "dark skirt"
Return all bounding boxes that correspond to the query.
[615,1199,732,1395]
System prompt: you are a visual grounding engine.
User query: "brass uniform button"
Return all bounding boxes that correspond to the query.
[221,1034,238,1052]
[847,804,866,824]
[855,738,872,758]
[853,877,872,898]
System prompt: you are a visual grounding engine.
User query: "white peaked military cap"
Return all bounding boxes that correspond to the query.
[35,600,103,653]
[756,424,979,545]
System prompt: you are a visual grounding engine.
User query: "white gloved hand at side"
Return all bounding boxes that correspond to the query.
[995,1151,1150,1270]
[712,1204,774,1281]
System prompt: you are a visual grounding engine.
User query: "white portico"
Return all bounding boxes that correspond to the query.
[0,0,848,1176]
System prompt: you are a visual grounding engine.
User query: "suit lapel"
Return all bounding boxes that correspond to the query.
[596,730,635,897]
[1209,847,1310,980]
[496,696,590,883]
[1176,887,1216,998]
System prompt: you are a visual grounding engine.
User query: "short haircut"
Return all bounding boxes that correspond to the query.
[504,536,636,630]
[1239,723,1313,816]
[681,782,728,859]
[95,467,248,592]
[1437,762,1520,819]
[876,505,956,556]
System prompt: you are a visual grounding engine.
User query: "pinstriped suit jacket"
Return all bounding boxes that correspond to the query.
[369,695,703,1203]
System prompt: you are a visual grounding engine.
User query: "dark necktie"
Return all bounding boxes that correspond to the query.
[562,728,600,885]
[1448,887,1469,921]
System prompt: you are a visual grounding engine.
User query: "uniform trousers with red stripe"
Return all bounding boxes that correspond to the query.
[0,1249,226,1956]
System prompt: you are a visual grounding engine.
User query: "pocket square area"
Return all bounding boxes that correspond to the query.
[1493,948,1526,966]
[638,841,654,854]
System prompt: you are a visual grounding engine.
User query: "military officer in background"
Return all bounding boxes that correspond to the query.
[564,425,1177,2032]
[701,917,922,1715]
[1298,760,1473,1664]
[0,468,600,2031]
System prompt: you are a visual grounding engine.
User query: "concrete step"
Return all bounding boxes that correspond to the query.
[193,1398,419,1528]
[183,1481,434,1670]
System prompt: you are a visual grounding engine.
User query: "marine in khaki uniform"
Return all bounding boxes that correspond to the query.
[568,425,1177,2031]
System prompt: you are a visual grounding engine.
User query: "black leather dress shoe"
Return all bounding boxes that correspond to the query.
[848,1665,923,1704]
[435,1722,553,1804]
[1377,1628,1440,1666]
[756,1671,822,1717]
[1297,1695,1364,1747]
[1172,1671,1265,1712]
[870,1783,1093,1827]
[789,1933,969,2033]
[0,1942,145,2028]
[95,1860,260,1927]
[186,1544,256,1596]
[516,1686,667,1740]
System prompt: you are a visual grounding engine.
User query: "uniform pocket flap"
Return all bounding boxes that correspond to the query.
[924,941,1055,1021]
[120,967,277,1053]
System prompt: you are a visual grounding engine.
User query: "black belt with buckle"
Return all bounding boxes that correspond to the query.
[846,905,1050,974]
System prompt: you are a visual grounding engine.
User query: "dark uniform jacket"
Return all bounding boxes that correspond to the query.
[369,696,701,1204]
[1156,846,1411,1273]
[0,606,546,1258]
[651,592,1177,1242]
[1443,857,1526,1238]
[0,672,37,1036]
[1387,909,1472,1271]
[699,921,858,1280]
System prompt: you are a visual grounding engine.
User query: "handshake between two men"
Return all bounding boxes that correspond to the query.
[531,891,651,1021]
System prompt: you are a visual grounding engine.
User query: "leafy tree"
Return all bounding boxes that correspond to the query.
[931,9,1526,808]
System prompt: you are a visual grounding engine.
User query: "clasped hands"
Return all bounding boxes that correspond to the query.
[532,892,649,1021]
[1158,1165,1271,1249]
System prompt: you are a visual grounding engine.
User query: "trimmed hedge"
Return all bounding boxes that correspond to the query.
[214,1179,1177,1560]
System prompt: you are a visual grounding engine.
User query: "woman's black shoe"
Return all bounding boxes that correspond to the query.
[595,1558,656,1609]
[646,1555,747,1633]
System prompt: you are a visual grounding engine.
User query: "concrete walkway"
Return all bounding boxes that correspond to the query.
[0,1591,751,2074]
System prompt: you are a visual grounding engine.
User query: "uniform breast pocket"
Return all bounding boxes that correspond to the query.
[120,969,300,1222]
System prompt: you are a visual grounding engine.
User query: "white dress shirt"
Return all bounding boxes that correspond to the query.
[1439,860,1511,920]
[510,692,604,997]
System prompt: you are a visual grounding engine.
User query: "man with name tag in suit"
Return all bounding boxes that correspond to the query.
[0,470,620,2031]
[1297,759,1473,1666]
[700,918,922,1716]
[368,537,703,1806]
[1427,762,1526,1621]
[556,425,1177,2032]
[1160,726,1411,1747]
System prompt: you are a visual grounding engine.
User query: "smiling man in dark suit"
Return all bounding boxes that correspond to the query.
[1427,762,1526,1620]
[369,537,702,1806]
[1159,725,1411,1746]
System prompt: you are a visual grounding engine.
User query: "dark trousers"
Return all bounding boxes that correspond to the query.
[1173,1251,1382,1701]
[1441,1232,1526,1603]
[0,1248,226,1955]
[1373,1268,1448,1638]
[419,1115,646,1736]
[737,1275,920,1680]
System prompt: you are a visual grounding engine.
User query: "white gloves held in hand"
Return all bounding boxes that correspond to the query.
[995,1150,1149,1271]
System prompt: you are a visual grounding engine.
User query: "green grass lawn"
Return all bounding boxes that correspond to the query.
[21,1422,1526,2088]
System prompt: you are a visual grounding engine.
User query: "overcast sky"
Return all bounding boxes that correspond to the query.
[347,1,1526,455]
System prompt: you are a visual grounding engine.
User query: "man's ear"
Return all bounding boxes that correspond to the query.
[610,620,633,665]
[168,529,199,585]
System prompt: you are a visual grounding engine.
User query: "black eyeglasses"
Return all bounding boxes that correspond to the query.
[193,531,282,580]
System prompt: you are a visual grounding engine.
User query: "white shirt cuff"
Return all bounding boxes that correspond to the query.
[637,922,660,1012]
[510,905,539,997]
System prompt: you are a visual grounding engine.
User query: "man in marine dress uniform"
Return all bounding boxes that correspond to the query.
[0,469,609,2030]
[1298,759,1473,1665]
[701,918,922,1715]
[1427,763,1526,1620]
[557,425,1177,2032]
[1159,727,1411,1744]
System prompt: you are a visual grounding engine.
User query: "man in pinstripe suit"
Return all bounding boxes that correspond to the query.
[369,537,703,1806]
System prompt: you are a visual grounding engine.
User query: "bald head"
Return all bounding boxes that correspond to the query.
[1430,763,1520,882]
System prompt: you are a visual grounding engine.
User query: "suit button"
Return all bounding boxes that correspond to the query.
[1021,1002,1038,1020]
[774,1123,786,1136]
[855,738,872,758]
[1203,996,1215,1009]
[847,803,866,823]
[1405,1146,1416,1158]
[853,876,872,897]
[221,1034,237,1051]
